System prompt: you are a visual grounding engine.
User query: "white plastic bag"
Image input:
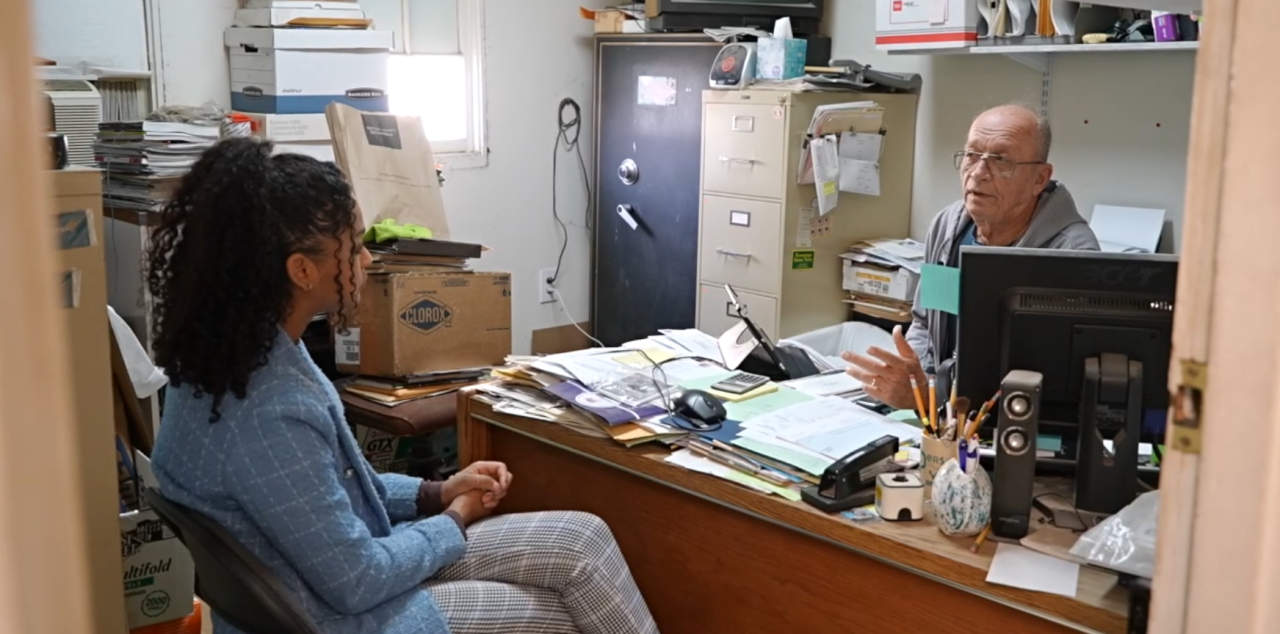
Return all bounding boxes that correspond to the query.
[1068,490,1159,579]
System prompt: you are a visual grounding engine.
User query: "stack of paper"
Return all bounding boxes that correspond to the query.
[1088,205,1166,254]
[95,120,220,213]
[839,238,925,321]
[797,102,886,208]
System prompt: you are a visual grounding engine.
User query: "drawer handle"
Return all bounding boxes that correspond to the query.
[718,156,759,166]
[716,248,753,259]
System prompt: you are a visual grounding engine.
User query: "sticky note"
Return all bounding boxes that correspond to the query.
[1037,435,1063,453]
[919,263,961,315]
[791,250,815,270]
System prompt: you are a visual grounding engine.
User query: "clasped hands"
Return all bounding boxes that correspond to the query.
[441,461,514,525]
[841,325,927,411]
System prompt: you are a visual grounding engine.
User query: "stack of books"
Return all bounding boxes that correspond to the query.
[365,238,485,274]
[94,121,220,213]
[343,368,490,406]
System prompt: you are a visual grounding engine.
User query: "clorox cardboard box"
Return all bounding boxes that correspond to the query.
[336,271,512,378]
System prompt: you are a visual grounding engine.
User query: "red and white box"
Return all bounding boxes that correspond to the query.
[876,0,980,51]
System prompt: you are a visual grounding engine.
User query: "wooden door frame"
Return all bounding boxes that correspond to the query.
[0,2,100,632]
[1153,0,1280,631]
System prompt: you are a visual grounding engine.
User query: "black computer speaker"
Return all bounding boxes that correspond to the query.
[992,370,1044,540]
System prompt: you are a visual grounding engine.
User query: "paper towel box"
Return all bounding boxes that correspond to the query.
[120,452,195,629]
[875,0,980,51]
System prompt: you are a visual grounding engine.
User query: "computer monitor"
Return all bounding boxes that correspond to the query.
[955,248,1177,511]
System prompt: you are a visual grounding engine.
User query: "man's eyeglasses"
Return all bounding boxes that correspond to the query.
[952,151,1043,179]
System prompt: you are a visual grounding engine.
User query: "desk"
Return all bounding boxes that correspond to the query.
[457,395,1128,634]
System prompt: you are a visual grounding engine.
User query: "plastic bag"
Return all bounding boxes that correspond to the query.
[1069,490,1159,579]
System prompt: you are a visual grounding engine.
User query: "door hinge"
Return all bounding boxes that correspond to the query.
[1170,359,1206,455]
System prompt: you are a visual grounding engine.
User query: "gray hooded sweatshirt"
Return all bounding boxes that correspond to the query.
[905,181,1099,399]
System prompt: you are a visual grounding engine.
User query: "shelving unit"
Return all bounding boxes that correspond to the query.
[889,40,1198,73]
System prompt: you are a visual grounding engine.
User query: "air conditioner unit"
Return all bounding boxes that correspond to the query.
[43,80,102,167]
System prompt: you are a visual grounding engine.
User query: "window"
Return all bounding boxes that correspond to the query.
[367,0,486,165]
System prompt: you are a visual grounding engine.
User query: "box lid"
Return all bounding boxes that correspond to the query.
[224,27,393,51]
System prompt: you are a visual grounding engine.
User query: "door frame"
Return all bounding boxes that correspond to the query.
[1152,0,1280,631]
[1,2,102,632]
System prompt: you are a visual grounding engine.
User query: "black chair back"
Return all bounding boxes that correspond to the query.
[143,488,323,634]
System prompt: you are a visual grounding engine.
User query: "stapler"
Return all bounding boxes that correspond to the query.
[801,435,900,513]
[804,59,924,93]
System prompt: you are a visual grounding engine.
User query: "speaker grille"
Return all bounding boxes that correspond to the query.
[1017,293,1174,316]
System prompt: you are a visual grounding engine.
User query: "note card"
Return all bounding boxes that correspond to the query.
[838,132,883,162]
[919,263,961,315]
[986,543,1080,598]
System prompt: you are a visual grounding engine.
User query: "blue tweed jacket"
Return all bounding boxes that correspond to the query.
[151,331,464,634]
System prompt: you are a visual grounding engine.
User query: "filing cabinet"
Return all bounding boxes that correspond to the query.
[695,89,920,341]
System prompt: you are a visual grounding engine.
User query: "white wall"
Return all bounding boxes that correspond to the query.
[826,3,1193,251]
[148,0,606,355]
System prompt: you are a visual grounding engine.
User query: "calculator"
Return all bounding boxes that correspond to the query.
[711,372,771,395]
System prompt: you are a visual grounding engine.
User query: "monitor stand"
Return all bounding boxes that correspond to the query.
[1076,352,1144,515]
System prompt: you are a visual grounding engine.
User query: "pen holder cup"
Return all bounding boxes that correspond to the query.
[920,435,958,498]
[929,459,993,537]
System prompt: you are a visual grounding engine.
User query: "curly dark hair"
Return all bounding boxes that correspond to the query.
[145,138,360,421]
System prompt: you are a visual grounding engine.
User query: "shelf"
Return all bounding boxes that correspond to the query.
[1077,0,1201,12]
[889,40,1198,73]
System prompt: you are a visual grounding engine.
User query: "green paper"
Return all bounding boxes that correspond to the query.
[721,470,802,501]
[791,250,815,270]
[732,437,830,477]
[920,263,961,315]
[1037,434,1063,453]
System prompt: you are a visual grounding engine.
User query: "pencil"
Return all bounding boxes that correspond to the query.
[928,375,937,436]
[948,376,958,423]
[968,390,1001,440]
[910,375,930,432]
[970,523,993,553]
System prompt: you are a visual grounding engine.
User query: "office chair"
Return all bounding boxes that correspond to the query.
[143,488,323,634]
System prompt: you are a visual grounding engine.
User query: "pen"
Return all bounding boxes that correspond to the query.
[968,390,1001,440]
[970,523,992,553]
[909,375,930,434]
[928,375,937,437]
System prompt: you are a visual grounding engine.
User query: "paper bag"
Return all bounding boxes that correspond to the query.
[325,103,451,239]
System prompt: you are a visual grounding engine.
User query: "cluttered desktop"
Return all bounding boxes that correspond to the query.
[470,247,1172,634]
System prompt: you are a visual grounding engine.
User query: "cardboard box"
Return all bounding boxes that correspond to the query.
[121,453,195,629]
[234,7,367,27]
[352,424,418,474]
[593,10,645,33]
[240,112,331,142]
[225,27,392,114]
[875,0,980,51]
[337,271,512,378]
[842,260,918,302]
[756,37,808,79]
[274,141,336,162]
[244,0,358,9]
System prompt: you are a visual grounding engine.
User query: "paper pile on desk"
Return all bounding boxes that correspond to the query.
[839,238,924,321]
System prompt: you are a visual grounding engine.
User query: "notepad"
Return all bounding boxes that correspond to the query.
[986,543,1080,598]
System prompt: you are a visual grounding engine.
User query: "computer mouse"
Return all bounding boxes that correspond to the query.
[674,389,727,427]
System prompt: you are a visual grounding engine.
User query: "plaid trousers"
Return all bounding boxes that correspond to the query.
[424,511,659,634]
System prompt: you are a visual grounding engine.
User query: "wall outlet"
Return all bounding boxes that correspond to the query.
[538,268,557,304]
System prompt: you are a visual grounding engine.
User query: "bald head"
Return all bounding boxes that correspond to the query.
[972,105,1051,162]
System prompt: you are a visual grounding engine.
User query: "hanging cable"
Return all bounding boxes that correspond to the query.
[549,97,592,287]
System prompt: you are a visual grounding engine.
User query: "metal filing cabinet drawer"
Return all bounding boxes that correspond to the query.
[697,283,778,341]
[698,194,783,295]
[701,103,786,200]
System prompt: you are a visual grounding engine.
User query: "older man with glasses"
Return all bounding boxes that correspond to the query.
[841,104,1099,411]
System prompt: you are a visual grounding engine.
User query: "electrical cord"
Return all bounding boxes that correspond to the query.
[548,98,592,288]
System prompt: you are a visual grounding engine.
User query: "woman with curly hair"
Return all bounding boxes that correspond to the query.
[146,138,658,634]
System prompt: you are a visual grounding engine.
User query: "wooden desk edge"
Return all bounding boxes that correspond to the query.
[457,394,1125,634]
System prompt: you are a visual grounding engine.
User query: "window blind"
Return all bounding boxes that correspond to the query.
[362,0,460,55]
